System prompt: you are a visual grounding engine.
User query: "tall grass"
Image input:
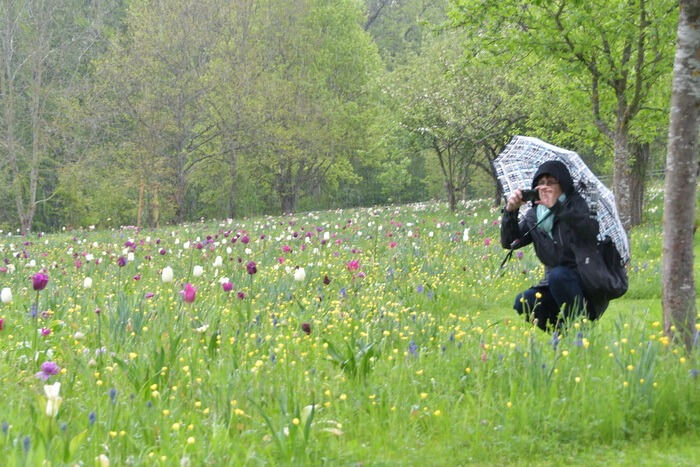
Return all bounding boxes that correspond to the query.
[0,186,697,464]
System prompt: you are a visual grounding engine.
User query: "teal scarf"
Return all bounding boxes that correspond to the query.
[536,193,567,238]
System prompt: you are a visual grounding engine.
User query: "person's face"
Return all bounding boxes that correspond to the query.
[536,174,563,199]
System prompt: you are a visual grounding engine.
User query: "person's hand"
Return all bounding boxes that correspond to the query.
[506,189,524,212]
[535,185,558,208]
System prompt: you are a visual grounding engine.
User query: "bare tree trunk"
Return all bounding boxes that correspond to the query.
[446,180,457,211]
[137,178,145,229]
[662,0,699,352]
[630,142,650,225]
[612,129,634,231]
[228,149,238,218]
[152,185,160,228]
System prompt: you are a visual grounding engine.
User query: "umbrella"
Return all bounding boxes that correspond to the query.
[493,135,630,264]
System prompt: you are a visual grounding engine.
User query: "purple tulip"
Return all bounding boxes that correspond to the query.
[222,281,233,292]
[301,322,311,335]
[246,261,257,275]
[241,235,249,245]
[32,273,49,291]
[117,256,127,267]
[35,361,60,380]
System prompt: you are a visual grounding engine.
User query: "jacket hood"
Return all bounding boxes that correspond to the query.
[532,160,574,195]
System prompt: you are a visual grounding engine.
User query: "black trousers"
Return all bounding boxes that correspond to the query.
[513,266,585,331]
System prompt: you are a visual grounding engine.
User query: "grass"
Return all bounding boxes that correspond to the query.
[0,184,697,465]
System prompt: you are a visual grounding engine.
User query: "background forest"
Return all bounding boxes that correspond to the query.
[0,0,677,233]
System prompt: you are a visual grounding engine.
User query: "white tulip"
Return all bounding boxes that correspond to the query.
[97,454,110,467]
[162,266,174,283]
[294,267,306,282]
[193,265,204,277]
[213,256,223,267]
[323,232,330,241]
[44,382,62,417]
[83,277,93,289]
[127,252,135,262]
[463,228,470,242]
[1,287,12,303]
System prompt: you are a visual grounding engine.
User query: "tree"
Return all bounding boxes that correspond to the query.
[94,0,226,224]
[662,0,698,351]
[0,0,114,233]
[448,0,677,229]
[248,0,382,213]
[387,31,527,210]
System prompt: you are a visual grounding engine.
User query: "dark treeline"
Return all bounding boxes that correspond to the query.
[0,0,677,233]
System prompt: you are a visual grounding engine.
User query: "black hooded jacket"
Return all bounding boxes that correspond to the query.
[500,160,606,316]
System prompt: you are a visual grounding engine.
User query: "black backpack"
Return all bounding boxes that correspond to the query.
[574,235,629,303]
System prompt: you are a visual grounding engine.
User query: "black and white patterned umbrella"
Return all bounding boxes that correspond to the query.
[493,135,630,264]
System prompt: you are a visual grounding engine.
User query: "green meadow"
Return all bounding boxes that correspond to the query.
[0,184,698,465]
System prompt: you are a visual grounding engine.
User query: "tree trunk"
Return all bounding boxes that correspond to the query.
[662,0,699,352]
[152,185,160,228]
[612,129,635,231]
[228,150,238,218]
[137,179,145,229]
[446,180,457,211]
[630,142,650,225]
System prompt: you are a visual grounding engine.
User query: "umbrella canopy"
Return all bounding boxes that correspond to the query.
[493,135,630,264]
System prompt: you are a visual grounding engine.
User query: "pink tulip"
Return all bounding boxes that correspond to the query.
[181,283,197,303]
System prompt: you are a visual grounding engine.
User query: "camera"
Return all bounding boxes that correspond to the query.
[521,189,540,202]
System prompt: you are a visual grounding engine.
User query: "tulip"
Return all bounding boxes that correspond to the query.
[181,283,197,303]
[116,256,127,267]
[44,382,62,417]
[246,261,257,275]
[83,277,93,289]
[301,322,311,335]
[213,256,223,267]
[193,265,204,277]
[32,272,49,291]
[293,267,306,282]
[222,281,233,292]
[1,287,11,303]
[161,266,174,283]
